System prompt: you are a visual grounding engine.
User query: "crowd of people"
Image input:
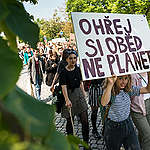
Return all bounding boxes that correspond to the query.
[18,39,150,150]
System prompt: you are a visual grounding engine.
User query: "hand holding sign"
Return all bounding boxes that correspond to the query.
[107,74,117,85]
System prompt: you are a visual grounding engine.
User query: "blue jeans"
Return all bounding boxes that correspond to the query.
[34,75,41,100]
[104,116,141,150]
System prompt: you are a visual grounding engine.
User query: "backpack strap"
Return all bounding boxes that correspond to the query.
[99,94,115,124]
[103,103,111,123]
[138,73,148,85]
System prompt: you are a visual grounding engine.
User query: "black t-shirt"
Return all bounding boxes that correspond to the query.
[59,66,82,90]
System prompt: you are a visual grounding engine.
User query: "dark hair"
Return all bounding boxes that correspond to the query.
[62,49,78,60]
[67,49,78,56]
[62,49,70,60]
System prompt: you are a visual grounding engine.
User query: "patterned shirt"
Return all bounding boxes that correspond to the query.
[108,86,140,122]
[88,79,104,106]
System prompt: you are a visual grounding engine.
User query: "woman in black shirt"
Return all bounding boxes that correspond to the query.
[59,50,90,150]
[45,51,60,86]
[50,49,69,92]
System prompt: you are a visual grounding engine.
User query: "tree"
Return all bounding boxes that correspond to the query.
[36,12,63,41]
[61,21,73,38]
[0,0,85,149]
[66,0,150,24]
[35,10,74,41]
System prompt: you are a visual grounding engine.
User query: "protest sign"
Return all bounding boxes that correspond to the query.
[52,37,66,43]
[71,12,150,81]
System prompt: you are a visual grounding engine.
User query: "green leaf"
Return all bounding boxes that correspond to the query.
[12,142,48,150]
[3,86,55,137]
[67,135,88,150]
[0,37,22,98]
[0,130,19,150]
[44,130,71,150]
[0,1,9,21]
[5,1,39,48]
[0,136,48,150]
[0,21,17,50]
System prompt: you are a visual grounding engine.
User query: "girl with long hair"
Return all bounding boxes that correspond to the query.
[101,73,150,150]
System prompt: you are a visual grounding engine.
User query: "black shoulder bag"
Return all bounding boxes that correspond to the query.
[53,85,65,113]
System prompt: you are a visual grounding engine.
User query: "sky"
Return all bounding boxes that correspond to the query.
[23,0,66,20]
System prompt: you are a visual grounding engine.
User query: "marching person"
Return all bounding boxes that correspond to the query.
[59,50,90,150]
[88,79,104,139]
[24,46,33,65]
[131,73,150,150]
[50,49,69,93]
[28,49,44,100]
[101,72,150,150]
[45,51,60,86]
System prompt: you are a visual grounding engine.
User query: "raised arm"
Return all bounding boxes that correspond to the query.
[101,75,117,106]
[140,72,150,94]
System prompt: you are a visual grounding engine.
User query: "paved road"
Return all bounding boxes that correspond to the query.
[55,110,106,150]
[17,66,107,150]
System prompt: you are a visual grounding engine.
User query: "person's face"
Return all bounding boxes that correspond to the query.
[40,49,44,54]
[116,75,129,90]
[34,50,39,58]
[51,53,57,60]
[27,48,31,53]
[66,54,77,66]
[48,50,52,55]
[52,52,57,57]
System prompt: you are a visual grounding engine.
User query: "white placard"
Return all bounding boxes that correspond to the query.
[71,12,150,81]
[52,37,66,43]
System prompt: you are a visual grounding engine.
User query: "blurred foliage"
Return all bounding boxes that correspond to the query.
[0,0,83,150]
[35,11,73,41]
[35,15,63,41]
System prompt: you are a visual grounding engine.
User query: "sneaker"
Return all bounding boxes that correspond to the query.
[92,130,101,139]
